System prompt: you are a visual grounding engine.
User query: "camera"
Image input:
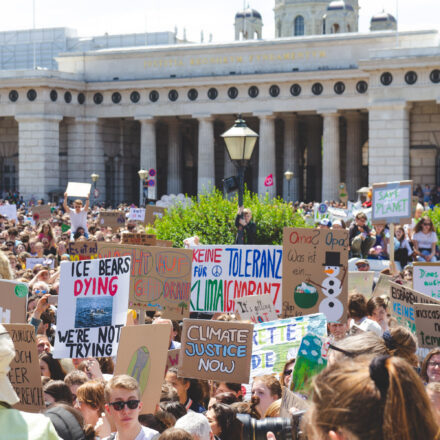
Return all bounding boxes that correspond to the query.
[237,411,306,440]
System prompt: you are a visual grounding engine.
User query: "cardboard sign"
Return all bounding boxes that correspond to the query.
[389,281,440,334]
[157,239,173,248]
[145,206,166,225]
[97,243,192,319]
[338,183,348,204]
[66,182,92,198]
[99,211,126,230]
[371,180,412,225]
[0,203,17,220]
[129,208,146,222]
[178,319,253,383]
[4,324,44,413]
[234,294,278,323]
[413,263,440,300]
[251,313,327,378]
[26,257,55,270]
[372,273,393,298]
[348,271,375,298]
[282,227,349,323]
[166,349,180,373]
[413,303,440,349]
[32,205,51,223]
[280,387,309,417]
[191,245,283,314]
[121,233,157,246]
[53,256,131,359]
[68,241,98,261]
[0,280,28,324]
[115,323,170,414]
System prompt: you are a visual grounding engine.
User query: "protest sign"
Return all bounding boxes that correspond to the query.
[4,324,44,413]
[98,211,126,230]
[0,203,17,220]
[115,323,170,414]
[178,318,253,383]
[68,241,98,261]
[251,313,327,378]
[66,182,91,198]
[280,387,309,417]
[145,206,166,225]
[166,349,180,373]
[31,205,51,223]
[121,233,157,246]
[234,294,278,323]
[313,203,330,224]
[371,180,412,225]
[348,271,375,298]
[26,257,54,270]
[389,281,440,334]
[191,245,282,314]
[372,273,393,298]
[413,303,440,349]
[97,243,192,319]
[338,183,348,204]
[156,239,173,248]
[413,262,440,300]
[282,227,348,323]
[53,256,131,359]
[0,280,28,324]
[129,207,146,222]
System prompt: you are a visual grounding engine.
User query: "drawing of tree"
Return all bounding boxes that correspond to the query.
[179,302,188,315]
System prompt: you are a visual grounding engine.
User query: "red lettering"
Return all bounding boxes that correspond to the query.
[74,280,83,296]
[109,276,118,296]
[214,249,221,263]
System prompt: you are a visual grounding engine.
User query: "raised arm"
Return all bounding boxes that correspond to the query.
[63,192,69,212]
[84,193,90,211]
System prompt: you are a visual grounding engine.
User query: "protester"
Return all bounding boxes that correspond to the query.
[366,296,389,332]
[421,349,440,384]
[349,212,375,258]
[206,403,243,440]
[235,206,256,244]
[354,259,370,272]
[348,293,383,336]
[63,192,90,241]
[251,375,282,418]
[40,352,67,380]
[44,380,74,406]
[214,382,242,401]
[174,412,212,440]
[158,428,193,440]
[280,359,295,387]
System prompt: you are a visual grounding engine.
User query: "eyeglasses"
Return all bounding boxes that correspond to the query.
[428,361,440,368]
[109,400,140,411]
[284,369,293,375]
[422,223,431,226]
[356,263,368,268]
[34,289,47,294]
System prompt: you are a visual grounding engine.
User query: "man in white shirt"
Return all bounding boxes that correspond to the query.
[63,192,89,241]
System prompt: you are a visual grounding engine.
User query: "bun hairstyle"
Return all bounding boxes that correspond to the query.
[305,356,439,440]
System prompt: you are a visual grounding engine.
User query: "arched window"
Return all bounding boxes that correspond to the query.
[332,23,340,33]
[294,15,304,36]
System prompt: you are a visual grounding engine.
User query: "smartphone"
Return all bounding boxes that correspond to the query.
[47,295,58,305]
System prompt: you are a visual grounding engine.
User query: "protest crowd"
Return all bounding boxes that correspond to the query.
[1,182,440,440]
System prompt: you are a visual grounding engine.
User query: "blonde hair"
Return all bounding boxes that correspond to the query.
[0,250,13,279]
[264,399,281,418]
[77,380,105,413]
[104,374,140,403]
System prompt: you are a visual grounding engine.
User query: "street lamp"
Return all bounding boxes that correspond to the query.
[284,170,294,202]
[138,169,148,206]
[90,173,99,205]
[221,116,258,207]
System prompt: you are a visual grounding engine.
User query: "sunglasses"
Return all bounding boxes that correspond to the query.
[284,369,293,375]
[34,289,47,294]
[422,223,432,226]
[109,400,140,411]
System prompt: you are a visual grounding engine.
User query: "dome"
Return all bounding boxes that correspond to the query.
[235,8,262,20]
[371,11,397,23]
[327,0,354,11]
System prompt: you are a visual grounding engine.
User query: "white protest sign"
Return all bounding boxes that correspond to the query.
[0,204,17,220]
[234,294,278,323]
[53,256,131,359]
[26,258,55,270]
[190,245,282,314]
[66,182,92,198]
[129,208,146,222]
[413,263,440,301]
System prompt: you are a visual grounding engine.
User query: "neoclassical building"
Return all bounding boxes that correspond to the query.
[0,2,439,205]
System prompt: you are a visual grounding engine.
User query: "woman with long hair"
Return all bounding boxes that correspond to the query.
[206,403,243,440]
[413,216,438,262]
[39,352,66,380]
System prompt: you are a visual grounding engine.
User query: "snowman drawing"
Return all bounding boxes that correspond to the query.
[307,251,346,322]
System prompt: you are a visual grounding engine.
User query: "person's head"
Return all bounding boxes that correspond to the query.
[206,403,242,440]
[415,203,424,219]
[39,352,66,380]
[327,322,348,341]
[175,411,213,440]
[159,400,187,421]
[243,208,252,223]
[331,220,344,230]
[355,212,367,226]
[74,199,83,213]
[44,380,73,406]
[209,392,238,410]
[104,375,142,432]
[251,374,282,417]
[319,218,332,229]
[367,296,388,325]
[165,367,203,406]
[304,356,439,440]
[158,428,193,440]
[421,348,440,383]
[415,216,435,234]
[395,225,406,242]
[160,382,179,403]
[348,293,368,320]
[57,241,67,255]
[36,335,51,354]
[75,380,106,426]
[64,370,89,402]
[32,280,49,296]
[354,259,370,272]
[280,359,295,388]
[402,266,413,284]
[139,413,170,433]
[34,242,44,257]
[214,382,242,401]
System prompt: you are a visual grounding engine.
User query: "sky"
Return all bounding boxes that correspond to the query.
[0,0,438,43]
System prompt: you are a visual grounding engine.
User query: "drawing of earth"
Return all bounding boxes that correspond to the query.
[294,282,319,308]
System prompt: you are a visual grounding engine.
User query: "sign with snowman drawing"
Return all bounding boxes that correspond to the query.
[282,227,349,323]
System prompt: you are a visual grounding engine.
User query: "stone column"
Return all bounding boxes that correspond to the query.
[167,118,182,195]
[195,115,215,194]
[137,117,156,203]
[321,111,340,202]
[345,111,363,200]
[256,113,276,198]
[369,101,410,184]
[16,114,62,200]
[306,116,322,201]
[283,113,300,202]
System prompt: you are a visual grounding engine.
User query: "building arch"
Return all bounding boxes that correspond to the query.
[294,15,305,36]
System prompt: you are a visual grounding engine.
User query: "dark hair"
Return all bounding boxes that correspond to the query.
[97,357,114,374]
[367,296,388,317]
[168,367,204,405]
[44,380,73,405]
[158,428,193,440]
[139,413,169,433]
[211,403,243,440]
[421,348,440,383]
[414,216,434,234]
[280,358,295,387]
[159,401,187,420]
[348,293,368,319]
[230,401,261,420]
[214,392,239,406]
[39,352,66,380]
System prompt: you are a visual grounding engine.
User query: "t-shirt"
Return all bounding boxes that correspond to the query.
[413,231,437,250]
[68,208,88,234]
[105,426,159,440]
[350,317,383,337]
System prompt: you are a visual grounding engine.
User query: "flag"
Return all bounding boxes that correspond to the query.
[264,174,274,187]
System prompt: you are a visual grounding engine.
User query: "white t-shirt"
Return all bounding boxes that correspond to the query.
[413,231,437,250]
[350,317,383,337]
[68,208,88,233]
[105,426,159,440]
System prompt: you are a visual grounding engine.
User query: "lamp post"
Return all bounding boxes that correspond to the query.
[221,116,259,207]
[138,169,148,206]
[90,173,99,205]
[284,170,294,202]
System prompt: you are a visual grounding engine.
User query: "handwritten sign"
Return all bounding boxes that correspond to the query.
[235,294,278,323]
[26,258,55,269]
[32,205,51,223]
[99,211,126,230]
[166,349,180,374]
[348,271,375,298]
[129,208,146,222]
[97,243,192,319]
[413,303,440,349]
[178,319,253,383]
[0,204,17,220]
[371,180,412,225]
[0,280,28,324]
[121,233,157,246]
[145,206,166,225]
[389,281,440,334]
[68,241,98,261]
[372,273,393,298]
[413,263,440,300]
[53,256,131,359]
[4,324,44,413]
[190,245,282,314]
[251,313,327,378]
[282,227,349,323]
[66,182,91,198]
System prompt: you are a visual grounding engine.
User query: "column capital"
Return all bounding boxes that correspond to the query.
[15,113,63,123]
[75,116,99,125]
[254,111,275,120]
[193,113,213,122]
[135,115,155,124]
[317,109,339,117]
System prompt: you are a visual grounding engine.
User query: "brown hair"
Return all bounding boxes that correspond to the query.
[280,358,295,387]
[44,380,73,405]
[158,428,193,440]
[104,374,140,403]
[252,375,282,399]
[414,215,434,234]
[264,399,281,418]
[230,401,261,420]
[211,403,243,440]
[305,356,439,440]
[421,348,440,383]
[77,380,106,413]
[64,370,89,387]
[160,382,179,402]
[348,293,368,319]
[367,296,388,317]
